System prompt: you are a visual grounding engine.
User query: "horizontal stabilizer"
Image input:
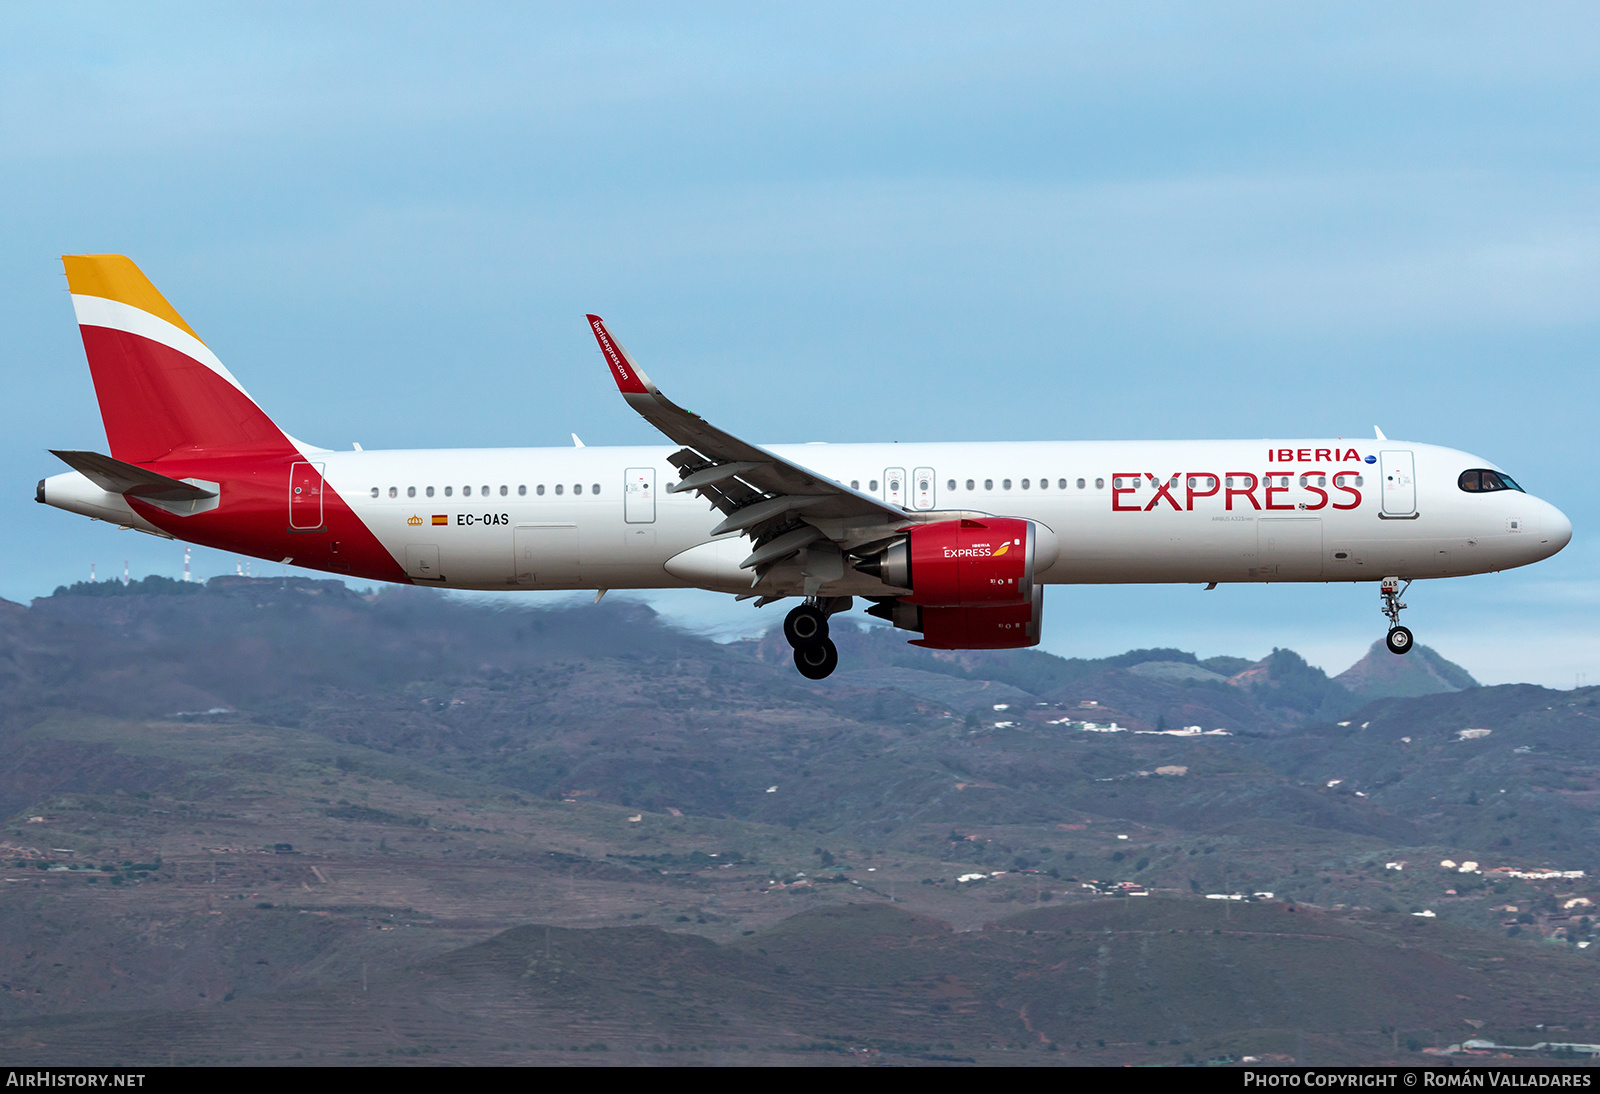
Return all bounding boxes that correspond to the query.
[50,449,219,503]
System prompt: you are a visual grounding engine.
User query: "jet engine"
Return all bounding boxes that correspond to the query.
[853,517,1052,606]
[856,516,1053,650]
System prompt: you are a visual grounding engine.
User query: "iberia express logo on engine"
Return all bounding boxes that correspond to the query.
[944,539,1018,559]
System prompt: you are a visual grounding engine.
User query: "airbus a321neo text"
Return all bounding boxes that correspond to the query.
[38,256,1572,679]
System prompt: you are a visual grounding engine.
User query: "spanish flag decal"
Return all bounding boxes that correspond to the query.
[432,515,448,526]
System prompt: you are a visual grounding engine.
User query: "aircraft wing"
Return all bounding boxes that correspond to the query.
[586,315,913,581]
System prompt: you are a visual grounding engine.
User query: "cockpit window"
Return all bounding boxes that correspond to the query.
[1459,469,1524,493]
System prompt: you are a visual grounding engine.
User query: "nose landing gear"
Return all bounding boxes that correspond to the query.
[1380,577,1413,655]
[784,598,847,679]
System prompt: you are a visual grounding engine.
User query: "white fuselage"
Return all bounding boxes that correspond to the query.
[291,438,1569,594]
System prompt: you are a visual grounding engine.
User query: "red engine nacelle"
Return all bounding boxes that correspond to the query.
[855,517,1037,607]
[867,585,1044,650]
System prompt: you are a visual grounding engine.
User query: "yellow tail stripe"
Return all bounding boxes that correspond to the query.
[61,255,204,345]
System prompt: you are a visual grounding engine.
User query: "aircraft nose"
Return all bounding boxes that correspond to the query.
[1541,500,1573,555]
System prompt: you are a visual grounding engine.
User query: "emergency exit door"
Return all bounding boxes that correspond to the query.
[912,466,936,510]
[884,467,906,507]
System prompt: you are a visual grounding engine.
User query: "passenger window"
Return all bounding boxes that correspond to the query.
[1075,478,1084,489]
[388,487,397,498]
[444,486,453,497]
[370,487,378,498]
[426,486,435,498]
[869,480,878,491]
[850,480,859,490]
[463,486,472,497]
[966,479,975,490]
[1095,478,1104,489]
[946,479,956,491]
[592,484,600,495]
[1002,479,1012,490]
[517,485,526,496]
[481,485,489,496]
[536,485,545,496]
[1355,476,1363,487]
[574,484,583,495]
[500,485,508,497]
[984,479,994,491]
[407,486,416,497]
[1020,479,1030,490]
[555,484,564,495]
[1058,478,1067,489]
[1317,476,1325,487]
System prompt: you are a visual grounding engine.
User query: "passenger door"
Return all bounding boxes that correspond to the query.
[1379,451,1416,516]
[624,467,656,523]
[289,462,325,530]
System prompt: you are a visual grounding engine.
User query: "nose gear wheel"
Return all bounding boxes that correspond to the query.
[1380,577,1414,656]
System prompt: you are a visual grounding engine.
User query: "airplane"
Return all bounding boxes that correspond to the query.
[38,255,1573,679]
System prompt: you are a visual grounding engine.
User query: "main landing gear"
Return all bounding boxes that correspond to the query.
[1380,577,1414,655]
[785,599,844,680]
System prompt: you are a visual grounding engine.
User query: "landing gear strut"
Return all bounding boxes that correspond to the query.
[1380,577,1413,655]
[784,598,846,679]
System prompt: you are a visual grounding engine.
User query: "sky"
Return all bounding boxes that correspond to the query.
[2,4,1597,686]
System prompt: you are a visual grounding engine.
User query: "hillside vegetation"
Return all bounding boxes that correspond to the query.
[1,578,1595,1065]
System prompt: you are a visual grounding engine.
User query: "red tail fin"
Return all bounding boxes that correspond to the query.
[62,255,292,463]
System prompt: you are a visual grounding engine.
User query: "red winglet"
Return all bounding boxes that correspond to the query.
[586,314,655,395]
